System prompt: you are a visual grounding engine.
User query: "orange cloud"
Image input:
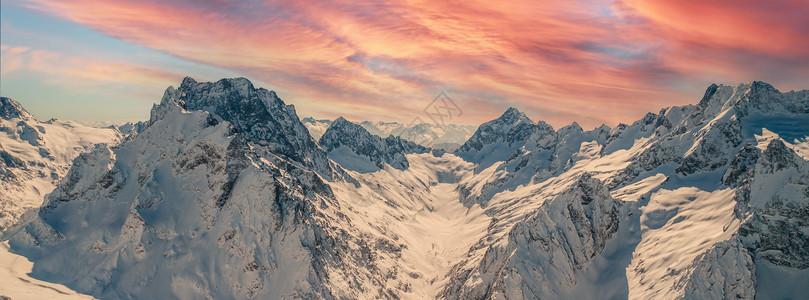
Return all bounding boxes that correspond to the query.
[617,0,809,88]
[11,0,809,128]
[1,44,182,95]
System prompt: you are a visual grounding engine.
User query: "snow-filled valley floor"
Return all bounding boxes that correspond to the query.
[331,154,491,299]
[0,242,95,299]
[329,148,745,299]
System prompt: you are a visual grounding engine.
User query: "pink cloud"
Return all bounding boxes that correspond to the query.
[2,44,183,94]
[12,0,809,128]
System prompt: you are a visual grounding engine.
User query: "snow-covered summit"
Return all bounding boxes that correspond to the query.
[499,107,532,124]
[6,78,398,299]
[154,77,333,178]
[456,107,538,154]
[319,117,428,172]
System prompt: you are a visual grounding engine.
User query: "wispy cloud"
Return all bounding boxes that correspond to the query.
[7,0,808,127]
[2,44,182,92]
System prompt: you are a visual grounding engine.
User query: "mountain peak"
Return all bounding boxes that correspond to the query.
[332,116,350,125]
[319,117,427,172]
[503,106,521,114]
[498,107,531,123]
[321,117,370,145]
[559,121,583,133]
[456,107,537,154]
[0,97,34,121]
[181,76,197,87]
[326,117,365,134]
[760,139,799,173]
[750,80,776,92]
[155,77,333,178]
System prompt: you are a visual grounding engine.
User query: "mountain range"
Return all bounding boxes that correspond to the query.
[1,78,808,299]
[302,117,477,152]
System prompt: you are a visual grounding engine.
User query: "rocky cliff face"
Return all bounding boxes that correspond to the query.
[736,139,809,268]
[165,77,334,179]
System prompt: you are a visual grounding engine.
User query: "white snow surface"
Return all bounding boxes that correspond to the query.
[3,80,809,299]
[0,97,122,233]
[0,241,95,299]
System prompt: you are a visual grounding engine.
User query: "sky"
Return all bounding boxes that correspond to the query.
[1,0,808,129]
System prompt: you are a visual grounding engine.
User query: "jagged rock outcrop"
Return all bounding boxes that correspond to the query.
[160,77,334,179]
[442,174,626,299]
[1,97,34,121]
[679,238,756,300]
[736,139,809,269]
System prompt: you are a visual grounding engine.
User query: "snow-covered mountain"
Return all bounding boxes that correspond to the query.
[455,106,611,206]
[4,77,408,299]
[442,81,809,299]
[3,79,808,299]
[0,97,122,233]
[319,117,429,172]
[302,117,477,151]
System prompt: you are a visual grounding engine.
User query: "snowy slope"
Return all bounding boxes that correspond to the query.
[0,241,95,299]
[4,78,401,299]
[442,81,809,299]
[328,152,491,299]
[3,79,808,299]
[0,97,122,233]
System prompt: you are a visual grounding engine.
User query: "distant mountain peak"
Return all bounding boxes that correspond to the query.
[498,107,532,124]
[455,107,541,156]
[319,117,428,172]
[181,76,198,86]
[750,80,776,91]
[332,116,350,125]
[559,121,583,133]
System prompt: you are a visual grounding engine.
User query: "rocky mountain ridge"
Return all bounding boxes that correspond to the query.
[2,79,808,299]
[302,117,477,151]
[319,117,430,172]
